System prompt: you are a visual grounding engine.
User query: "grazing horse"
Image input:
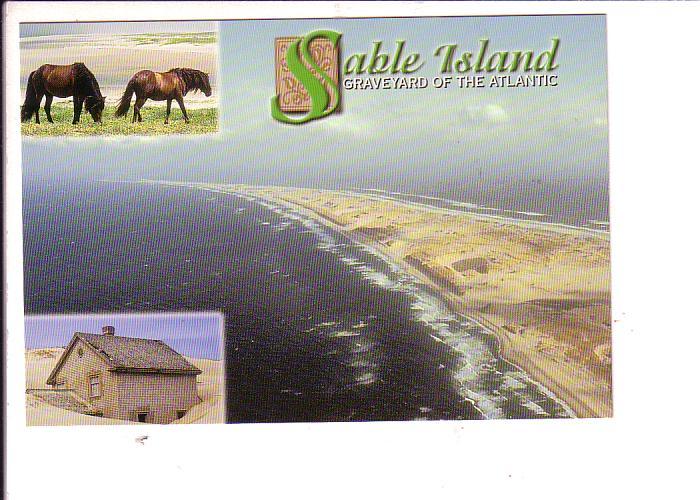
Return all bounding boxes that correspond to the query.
[115,68,212,124]
[21,63,105,124]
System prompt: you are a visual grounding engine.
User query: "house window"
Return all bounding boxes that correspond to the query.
[176,409,187,419]
[137,412,148,423]
[89,375,100,398]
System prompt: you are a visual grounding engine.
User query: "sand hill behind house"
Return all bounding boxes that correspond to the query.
[25,348,224,426]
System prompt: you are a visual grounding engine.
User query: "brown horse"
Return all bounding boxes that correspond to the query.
[115,68,212,124]
[21,63,105,124]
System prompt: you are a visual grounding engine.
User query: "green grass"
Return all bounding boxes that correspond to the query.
[21,104,218,137]
[127,32,217,46]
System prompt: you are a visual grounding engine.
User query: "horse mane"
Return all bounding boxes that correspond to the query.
[72,62,102,97]
[170,67,209,95]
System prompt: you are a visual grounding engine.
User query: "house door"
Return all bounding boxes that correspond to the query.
[137,412,148,423]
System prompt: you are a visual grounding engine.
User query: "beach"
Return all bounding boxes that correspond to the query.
[25,348,225,425]
[20,32,218,83]
[20,32,219,108]
[198,184,612,418]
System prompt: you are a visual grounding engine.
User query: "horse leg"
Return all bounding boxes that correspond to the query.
[175,96,189,124]
[165,99,172,124]
[134,97,146,123]
[32,84,45,123]
[44,95,54,123]
[34,92,44,124]
[72,97,84,124]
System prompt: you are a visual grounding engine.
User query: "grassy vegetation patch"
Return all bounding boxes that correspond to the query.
[127,32,217,46]
[21,104,218,137]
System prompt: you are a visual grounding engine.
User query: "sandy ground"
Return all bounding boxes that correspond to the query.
[20,32,218,109]
[212,184,612,418]
[25,348,225,426]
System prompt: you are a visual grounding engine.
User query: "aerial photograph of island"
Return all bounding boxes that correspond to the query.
[22,15,610,422]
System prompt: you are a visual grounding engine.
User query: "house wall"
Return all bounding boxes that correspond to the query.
[112,372,200,424]
[49,339,119,416]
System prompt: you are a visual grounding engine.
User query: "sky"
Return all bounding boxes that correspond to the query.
[21,15,609,217]
[25,312,223,359]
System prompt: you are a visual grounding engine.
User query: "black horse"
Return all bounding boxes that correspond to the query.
[21,62,105,124]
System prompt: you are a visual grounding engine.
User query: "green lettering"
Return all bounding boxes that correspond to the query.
[391,40,406,73]
[343,53,367,74]
[271,30,342,124]
[401,53,424,73]
[508,51,534,72]
[455,53,473,73]
[475,39,489,72]
[535,37,560,71]
[487,52,509,72]
[435,44,457,73]
[368,41,391,73]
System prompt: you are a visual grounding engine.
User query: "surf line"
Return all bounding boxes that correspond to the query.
[222,187,571,419]
[153,182,571,419]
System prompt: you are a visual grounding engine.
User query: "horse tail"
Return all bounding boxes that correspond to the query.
[21,71,38,122]
[115,77,136,117]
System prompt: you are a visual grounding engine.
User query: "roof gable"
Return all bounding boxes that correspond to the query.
[77,333,202,373]
[46,335,105,385]
[47,332,201,384]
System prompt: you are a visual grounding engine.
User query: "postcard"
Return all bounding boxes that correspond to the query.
[8,2,700,500]
[15,13,612,427]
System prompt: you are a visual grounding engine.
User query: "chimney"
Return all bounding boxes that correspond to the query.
[102,325,115,336]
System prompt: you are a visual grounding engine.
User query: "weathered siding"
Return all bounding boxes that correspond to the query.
[113,372,200,424]
[49,337,201,424]
[49,339,119,416]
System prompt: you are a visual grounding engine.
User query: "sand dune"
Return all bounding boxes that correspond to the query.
[25,348,224,426]
[217,185,612,418]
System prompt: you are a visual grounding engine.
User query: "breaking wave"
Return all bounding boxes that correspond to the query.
[217,188,574,419]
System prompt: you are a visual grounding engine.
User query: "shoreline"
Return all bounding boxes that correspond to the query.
[146,181,613,418]
[343,188,610,238]
[246,191,583,417]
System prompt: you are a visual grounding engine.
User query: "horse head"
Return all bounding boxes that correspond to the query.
[85,95,106,123]
[201,72,212,97]
[21,104,34,122]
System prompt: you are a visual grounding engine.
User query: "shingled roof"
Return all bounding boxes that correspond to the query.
[47,331,202,385]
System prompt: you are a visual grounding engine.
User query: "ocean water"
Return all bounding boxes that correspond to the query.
[23,180,571,422]
[350,187,609,231]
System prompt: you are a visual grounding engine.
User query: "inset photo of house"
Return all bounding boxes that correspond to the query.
[25,312,225,426]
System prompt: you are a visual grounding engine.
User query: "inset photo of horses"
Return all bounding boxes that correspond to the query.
[20,21,218,136]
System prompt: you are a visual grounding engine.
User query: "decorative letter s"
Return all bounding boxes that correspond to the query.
[271,30,341,124]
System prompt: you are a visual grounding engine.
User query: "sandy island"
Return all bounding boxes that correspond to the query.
[179,183,611,418]
[26,348,225,426]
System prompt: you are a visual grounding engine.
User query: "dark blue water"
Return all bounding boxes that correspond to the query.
[23,180,570,422]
